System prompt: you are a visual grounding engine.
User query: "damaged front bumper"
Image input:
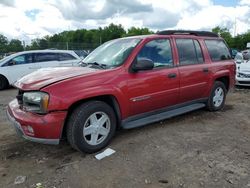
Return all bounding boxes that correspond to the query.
[6,99,67,145]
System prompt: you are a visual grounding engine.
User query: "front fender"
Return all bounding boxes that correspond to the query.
[43,84,129,119]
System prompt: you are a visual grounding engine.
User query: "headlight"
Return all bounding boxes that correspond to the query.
[23,92,49,114]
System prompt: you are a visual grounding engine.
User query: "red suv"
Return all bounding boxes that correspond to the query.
[7,30,235,153]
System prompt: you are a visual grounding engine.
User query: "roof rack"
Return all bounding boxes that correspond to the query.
[157,30,218,37]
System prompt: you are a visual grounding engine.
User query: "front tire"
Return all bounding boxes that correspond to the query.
[0,75,8,90]
[207,81,227,111]
[66,101,116,153]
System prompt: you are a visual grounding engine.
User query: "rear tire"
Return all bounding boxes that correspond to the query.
[0,75,9,90]
[66,101,116,153]
[207,81,226,111]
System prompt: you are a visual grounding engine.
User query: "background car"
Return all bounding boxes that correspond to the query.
[231,48,239,58]
[235,51,250,86]
[0,50,81,90]
[242,50,250,61]
[73,50,89,59]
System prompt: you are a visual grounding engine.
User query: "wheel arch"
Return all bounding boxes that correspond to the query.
[0,74,10,89]
[215,76,229,92]
[61,94,122,139]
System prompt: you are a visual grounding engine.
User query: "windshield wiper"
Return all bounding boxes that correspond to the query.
[78,61,88,67]
[87,62,107,69]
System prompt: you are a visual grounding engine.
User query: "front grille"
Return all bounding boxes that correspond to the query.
[238,81,250,85]
[16,90,24,107]
[238,72,250,78]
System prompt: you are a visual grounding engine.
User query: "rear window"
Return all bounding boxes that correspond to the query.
[205,40,231,61]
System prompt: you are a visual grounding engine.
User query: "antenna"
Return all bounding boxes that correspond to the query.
[234,17,237,37]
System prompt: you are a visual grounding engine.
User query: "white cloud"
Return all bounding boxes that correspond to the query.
[0,0,249,43]
[175,3,250,35]
[240,0,250,6]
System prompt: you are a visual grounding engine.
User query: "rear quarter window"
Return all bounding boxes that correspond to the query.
[205,40,231,62]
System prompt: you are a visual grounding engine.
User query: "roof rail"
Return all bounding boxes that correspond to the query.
[157,30,218,37]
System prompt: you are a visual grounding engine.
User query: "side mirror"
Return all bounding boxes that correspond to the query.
[8,61,16,66]
[132,58,154,72]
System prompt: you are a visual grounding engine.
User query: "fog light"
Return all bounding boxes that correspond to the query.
[27,125,34,134]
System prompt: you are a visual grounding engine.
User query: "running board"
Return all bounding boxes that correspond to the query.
[122,103,206,129]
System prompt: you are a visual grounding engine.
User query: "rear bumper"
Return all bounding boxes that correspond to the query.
[7,99,67,145]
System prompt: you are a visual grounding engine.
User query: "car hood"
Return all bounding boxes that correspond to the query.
[237,62,250,73]
[14,67,98,90]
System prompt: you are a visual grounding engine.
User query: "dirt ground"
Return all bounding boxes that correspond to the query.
[0,88,250,188]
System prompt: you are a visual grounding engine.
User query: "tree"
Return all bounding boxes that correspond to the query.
[102,23,126,42]
[0,34,8,53]
[212,26,233,47]
[125,27,154,37]
[240,31,250,50]
[26,39,40,50]
[2,24,250,53]
[7,39,24,52]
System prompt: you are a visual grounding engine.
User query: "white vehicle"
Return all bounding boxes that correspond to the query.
[235,52,250,86]
[0,50,81,90]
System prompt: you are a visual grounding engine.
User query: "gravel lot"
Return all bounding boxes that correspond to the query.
[0,88,250,188]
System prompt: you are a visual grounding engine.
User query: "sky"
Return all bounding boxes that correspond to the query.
[0,0,249,43]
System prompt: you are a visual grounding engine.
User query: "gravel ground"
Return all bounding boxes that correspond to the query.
[0,88,250,188]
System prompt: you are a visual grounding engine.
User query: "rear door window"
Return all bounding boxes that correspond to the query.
[34,53,58,63]
[176,39,204,65]
[205,40,231,61]
[58,53,77,61]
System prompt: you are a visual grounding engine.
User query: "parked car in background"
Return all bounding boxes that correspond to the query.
[73,50,89,59]
[7,30,235,153]
[235,51,250,86]
[0,50,81,90]
[242,50,250,61]
[231,48,239,58]
[235,52,244,64]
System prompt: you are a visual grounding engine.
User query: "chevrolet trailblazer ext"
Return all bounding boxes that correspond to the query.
[7,30,235,153]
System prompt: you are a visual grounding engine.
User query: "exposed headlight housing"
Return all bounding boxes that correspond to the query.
[23,92,49,114]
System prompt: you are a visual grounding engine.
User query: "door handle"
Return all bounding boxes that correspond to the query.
[168,73,177,78]
[203,68,209,73]
[29,67,41,69]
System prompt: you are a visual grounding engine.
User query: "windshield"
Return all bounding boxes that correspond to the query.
[243,52,250,61]
[234,53,243,61]
[84,38,141,68]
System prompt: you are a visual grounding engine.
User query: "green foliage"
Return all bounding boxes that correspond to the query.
[0,34,8,53]
[0,35,23,54]
[234,32,250,50]
[1,24,250,54]
[25,24,127,51]
[212,26,250,50]
[124,27,154,37]
[8,39,24,52]
[212,26,233,47]
[101,23,126,41]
